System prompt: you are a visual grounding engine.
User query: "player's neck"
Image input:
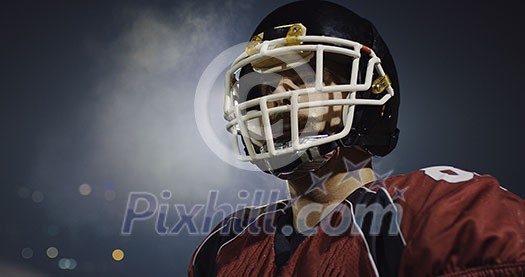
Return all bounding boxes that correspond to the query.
[288,168,375,203]
[287,147,374,198]
[286,147,375,232]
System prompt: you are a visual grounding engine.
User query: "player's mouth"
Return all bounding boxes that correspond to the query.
[263,131,328,152]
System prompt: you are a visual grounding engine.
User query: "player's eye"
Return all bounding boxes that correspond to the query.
[281,64,316,86]
[259,74,281,91]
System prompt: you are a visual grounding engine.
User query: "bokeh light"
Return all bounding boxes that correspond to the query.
[31,191,44,203]
[112,249,125,262]
[79,183,92,196]
[17,187,31,199]
[47,225,60,237]
[21,247,33,259]
[104,190,116,201]
[46,247,59,258]
[58,258,77,270]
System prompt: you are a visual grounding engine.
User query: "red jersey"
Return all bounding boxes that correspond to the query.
[188,166,525,276]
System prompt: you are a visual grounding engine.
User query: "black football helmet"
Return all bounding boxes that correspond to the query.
[223,0,400,179]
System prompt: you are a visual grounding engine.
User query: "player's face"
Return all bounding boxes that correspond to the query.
[254,64,348,145]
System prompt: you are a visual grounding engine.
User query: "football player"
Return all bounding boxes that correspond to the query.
[189,1,525,276]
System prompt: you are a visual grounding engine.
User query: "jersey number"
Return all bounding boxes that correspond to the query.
[422,166,475,183]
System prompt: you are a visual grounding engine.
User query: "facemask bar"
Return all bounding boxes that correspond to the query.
[223,35,394,162]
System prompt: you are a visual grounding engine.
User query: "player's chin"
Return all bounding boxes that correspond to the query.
[299,117,343,137]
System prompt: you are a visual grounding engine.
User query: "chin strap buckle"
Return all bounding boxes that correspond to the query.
[372,75,392,95]
[245,32,264,56]
[284,23,306,46]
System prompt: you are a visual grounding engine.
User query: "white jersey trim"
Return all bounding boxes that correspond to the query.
[380,187,407,246]
[216,200,287,256]
[344,199,380,277]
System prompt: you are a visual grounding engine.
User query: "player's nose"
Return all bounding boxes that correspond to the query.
[275,77,301,92]
[271,76,299,106]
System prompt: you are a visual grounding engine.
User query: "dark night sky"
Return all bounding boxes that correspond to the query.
[1,0,523,276]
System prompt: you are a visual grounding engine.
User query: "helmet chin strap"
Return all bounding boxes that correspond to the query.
[251,129,388,180]
[252,141,339,180]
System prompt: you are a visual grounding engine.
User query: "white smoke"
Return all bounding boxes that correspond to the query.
[30,1,286,207]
